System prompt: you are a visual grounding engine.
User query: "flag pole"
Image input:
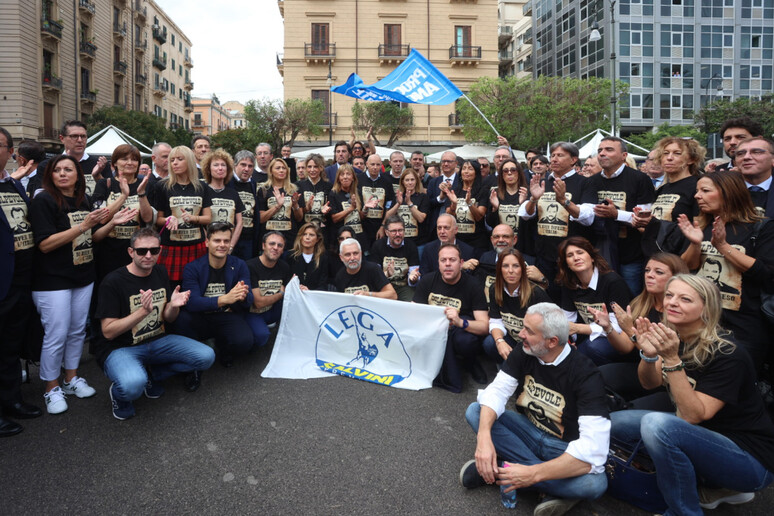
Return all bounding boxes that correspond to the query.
[461,93,500,137]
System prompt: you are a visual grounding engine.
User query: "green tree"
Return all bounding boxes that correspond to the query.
[243,98,325,152]
[85,105,192,150]
[281,98,325,146]
[694,94,774,136]
[351,102,414,147]
[210,128,261,156]
[626,123,707,151]
[456,76,628,150]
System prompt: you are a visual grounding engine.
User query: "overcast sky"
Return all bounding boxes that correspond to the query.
[159,1,285,104]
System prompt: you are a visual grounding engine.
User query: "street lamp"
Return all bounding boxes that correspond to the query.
[327,60,333,146]
[703,72,724,106]
[589,0,617,136]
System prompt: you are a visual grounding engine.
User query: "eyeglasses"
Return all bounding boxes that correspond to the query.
[735,148,771,158]
[132,247,161,256]
[66,134,88,140]
[386,228,404,234]
[441,160,456,164]
[501,167,519,174]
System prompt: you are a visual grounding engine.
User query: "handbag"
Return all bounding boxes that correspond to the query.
[605,438,667,513]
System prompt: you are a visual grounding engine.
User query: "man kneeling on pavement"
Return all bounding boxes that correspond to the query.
[95,227,215,420]
[460,302,610,515]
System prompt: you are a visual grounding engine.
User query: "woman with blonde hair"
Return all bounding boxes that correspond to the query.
[394,168,430,247]
[152,145,212,285]
[329,164,368,250]
[296,153,331,230]
[202,149,243,253]
[646,137,705,223]
[257,158,303,247]
[286,222,329,290]
[611,275,774,514]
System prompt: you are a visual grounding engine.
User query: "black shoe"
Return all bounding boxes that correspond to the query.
[0,416,23,437]
[2,400,43,419]
[468,360,488,385]
[219,355,234,368]
[459,459,486,489]
[184,371,201,392]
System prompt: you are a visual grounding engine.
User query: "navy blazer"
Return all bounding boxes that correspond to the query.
[766,184,774,219]
[0,179,29,300]
[426,174,462,229]
[182,254,253,313]
[419,238,475,275]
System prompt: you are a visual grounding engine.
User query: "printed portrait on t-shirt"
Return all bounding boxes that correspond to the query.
[238,191,255,228]
[106,191,140,239]
[68,211,93,265]
[537,192,571,237]
[699,243,743,310]
[361,186,386,219]
[574,301,605,326]
[169,196,203,242]
[501,312,524,343]
[304,191,326,225]
[266,195,292,231]
[651,193,680,222]
[251,279,284,314]
[341,200,362,233]
[83,175,96,197]
[596,190,628,238]
[397,205,418,238]
[0,193,34,251]
[516,374,566,438]
[344,284,370,295]
[130,288,166,344]
[455,197,477,234]
[382,256,409,286]
[499,203,520,232]
[211,197,236,225]
[483,274,496,304]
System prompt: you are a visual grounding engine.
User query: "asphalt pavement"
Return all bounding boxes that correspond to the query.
[2,343,772,515]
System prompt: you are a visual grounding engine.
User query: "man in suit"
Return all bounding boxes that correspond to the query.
[420,213,476,275]
[735,137,774,217]
[253,143,272,183]
[325,141,352,183]
[427,151,460,231]
[716,117,764,172]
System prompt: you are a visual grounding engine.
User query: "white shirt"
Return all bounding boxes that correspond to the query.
[596,163,652,225]
[746,176,772,191]
[561,267,621,340]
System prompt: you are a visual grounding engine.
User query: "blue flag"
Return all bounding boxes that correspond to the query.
[332,49,463,105]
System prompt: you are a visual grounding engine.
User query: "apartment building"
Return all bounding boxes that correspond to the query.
[0,0,193,149]
[191,95,232,136]
[277,0,499,147]
[222,100,247,130]
[497,0,532,79]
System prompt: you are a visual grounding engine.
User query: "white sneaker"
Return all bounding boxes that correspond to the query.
[62,376,97,398]
[44,387,68,415]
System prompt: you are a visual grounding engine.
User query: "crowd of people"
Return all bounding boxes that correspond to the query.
[2,117,774,515]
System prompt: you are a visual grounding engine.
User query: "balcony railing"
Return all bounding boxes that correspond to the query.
[184,55,193,68]
[134,1,147,20]
[184,99,193,112]
[152,26,167,43]
[113,21,127,38]
[80,90,97,103]
[79,41,97,59]
[378,44,411,60]
[184,79,193,90]
[135,73,147,86]
[448,113,463,127]
[153,84,166,97]
[41,18,63,40]
[523,27,532,44]
[449,45,482,60]
[135,38,147,52]
[152,55,167,70]
[78,0,96,15]
[192,119,205,128]
[499,49,513,62]
[304,43,336,59]
[523,0,532,16]
[114,61,128,75]
[321,113,338,128]
[42,72,62,90]
[40,127,60,140]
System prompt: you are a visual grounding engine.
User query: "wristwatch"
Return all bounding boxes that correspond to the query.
[564,198,571,207]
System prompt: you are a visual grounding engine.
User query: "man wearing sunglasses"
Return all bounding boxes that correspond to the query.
[94,227,215,420]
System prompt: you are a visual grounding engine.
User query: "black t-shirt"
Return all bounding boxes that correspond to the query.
[256,185,297,245]
[696,220,774,358]
[152,180,212,246]
[358,174,395,241]
[380,171,403,195]
[329,190,368,250]
[475,251,498,304]
[286,251,329,291]
[413,271,487,317]
[489,285,553,343]
[586,167,656,264]
[451,183,488,251]
[334,260,390,294]
[533,173,594,263]
[29,191,95,290]
[208,185,245,228]
[369,238,420,287]
[92,177,144,241]
[296,178,332,227]
[502,344,609,442]
[394,192,431,245]
[246,256,292,314]
[484,187,522,236]
[203,265,228,313]
[651,175,699,222]
[560,270,632,325]
[671,344,774,472]
[35,154,111,198]
[0,181,34,286]
[229,179,257,242]
[94,265,171,365]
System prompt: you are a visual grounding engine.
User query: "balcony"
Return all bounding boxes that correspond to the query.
[134,1,147,20]
[152,55,167,70]
[321,112,338,129]
[152,25,167,43]
[42,72,62,91]
[79,41,97,59]
[41,18,63,40]
[153,84,166,97]
[276,52,284,76]
[135,38,147,53]
[304,43,336,63]
[278,0,284,16]
[135,73,147,86]
[449,45,482,65]
[78,0,95,15]
[523,0,532,16]
[192,118,205,129]
[184,98,193,113]
[499,49,513,64]
[39,127,60,141]
[114,60,128,76]
[113,21,127,38]
[80,90,97,103]
[184,79,193,90]
[523,27,532,45]
[378,44,411,63]
[448,113,463,130]
[184,55,193,68]
[499,25,513,47]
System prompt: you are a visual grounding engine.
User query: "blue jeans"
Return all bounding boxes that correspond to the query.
[245,301,283,348]
[465,402,607,500]
[611,410,774,516]
[103,335,216,401]
[575,334,631,366]
[620,261,644,297]
[482,333,518,364]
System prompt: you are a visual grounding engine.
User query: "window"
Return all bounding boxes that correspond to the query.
[171,59,176,70]
[171,34,175,46]
[311,23,330,54]
[171,83,176,95]
[631,94,641,107]
[752,65,761,78]
[672,95,681,108]
[724,34,733,47]
[312,89,330,114]
[114,83,121,105]
[631,63,641,76]
[81,67,90,92]
[752,34,762,47]
[384,24,402,55]
[672,33,682,46]
[632,31,642,45]
[455,25,472,56]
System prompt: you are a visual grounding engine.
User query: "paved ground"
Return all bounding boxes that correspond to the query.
[3,344,772,515]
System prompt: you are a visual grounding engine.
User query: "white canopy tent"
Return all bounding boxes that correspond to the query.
[574,129,649,160]
[290,145,411,161]
[85,125,153,158]
[426,143,526,163]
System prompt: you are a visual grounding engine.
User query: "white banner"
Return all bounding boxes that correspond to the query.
[262,277,448,390]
